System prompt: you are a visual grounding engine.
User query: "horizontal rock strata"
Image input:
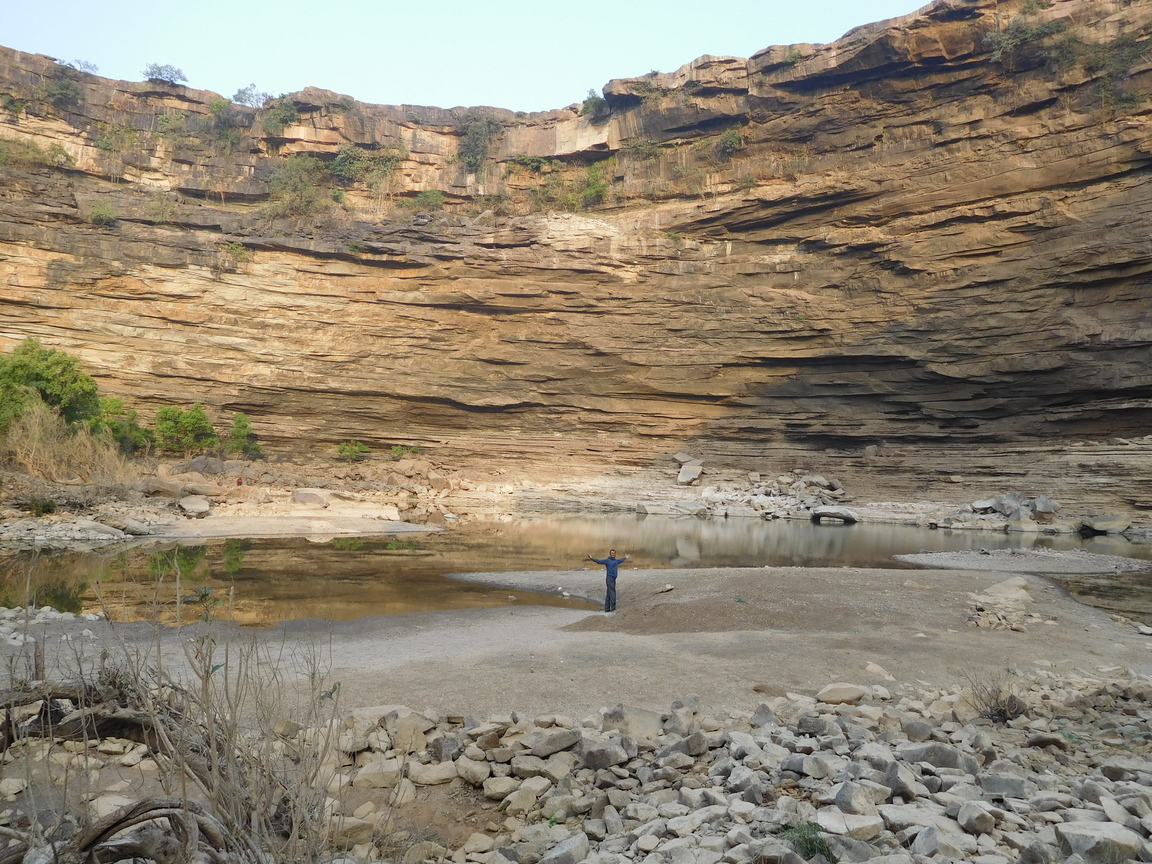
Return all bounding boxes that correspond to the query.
[0,0,1149,462]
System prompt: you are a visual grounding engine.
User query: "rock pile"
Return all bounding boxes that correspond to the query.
[284,667,1152,864]
[644,457,855,522]
[931,494,1136,538]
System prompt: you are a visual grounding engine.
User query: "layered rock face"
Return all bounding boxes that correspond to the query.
[0,0,1150,454]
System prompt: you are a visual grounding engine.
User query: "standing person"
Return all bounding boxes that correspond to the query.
[587,549,629,612]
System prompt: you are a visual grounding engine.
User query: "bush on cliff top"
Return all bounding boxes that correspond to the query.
[457,109,502,173]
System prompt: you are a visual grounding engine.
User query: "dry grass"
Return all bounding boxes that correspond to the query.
[1,401,134,484]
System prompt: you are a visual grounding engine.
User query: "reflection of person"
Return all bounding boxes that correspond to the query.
[587,549,630,612]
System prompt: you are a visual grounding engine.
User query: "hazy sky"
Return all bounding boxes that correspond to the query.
[4,1,927,112]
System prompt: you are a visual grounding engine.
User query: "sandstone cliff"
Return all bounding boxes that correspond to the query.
[0,0,1150,462]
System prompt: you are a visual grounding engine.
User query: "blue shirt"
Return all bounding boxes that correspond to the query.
[592,557,627,579]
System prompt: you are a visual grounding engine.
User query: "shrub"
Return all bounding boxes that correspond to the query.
[156,111,187,143]
[91,396,152,454]
[93,122,135,153]
[580,164,610,207]
[265,154,330,218]
[154,403,219,456]
[409,189,446,210]
[143,63,187,84]
[1020,0,1052,12]
[346,240,368,256]
[622,138,660,161]
[260,96,300,136]
[88,200,115,225]
[984,16,1068,62]
[716,128,745,157]
[329,143,403,188]
[0,139,73,169]
[226,412,264,459]
[962,668,1026,722]
[336,440,369,462]
[36,66,82,109]
[208,97,232,123]
[2,400,132,483]
[390,444,420,458]
[778,823,836,861]
[783,48,804,65]
[581,89,609,121]
[506,154,550,173]
[232,84,271,107]
[219,240,251,265]
[29,496,56,517]
[0,338,101,433]
[1,93,28,115]
[457,109,502,173]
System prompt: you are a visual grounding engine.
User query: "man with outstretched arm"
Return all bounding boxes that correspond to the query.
[587,549,630,612]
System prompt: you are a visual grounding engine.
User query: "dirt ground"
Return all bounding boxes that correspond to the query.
[240,562,1152,721]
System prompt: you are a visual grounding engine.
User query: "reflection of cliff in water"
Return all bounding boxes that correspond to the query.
[4,515,1151,625]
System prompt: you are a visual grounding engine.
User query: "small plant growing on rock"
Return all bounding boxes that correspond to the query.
[390,444,420,458]
[142,63,187,84]
[581,89,609,122]
[962,667,1026,722]
[336,440,370,462]
[28,496,57,517]
[716,128,746,158]
[260,96,301,136]
[778,822,836,861]
[406,189,446,210]
[87,200,115,226]
[265,154,330,218]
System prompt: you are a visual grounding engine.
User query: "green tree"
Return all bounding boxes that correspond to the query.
[232,84,270,107]
[154,403,219,455]
[0,338,100,433]
[143,63,188,85]
[226,412,264,459]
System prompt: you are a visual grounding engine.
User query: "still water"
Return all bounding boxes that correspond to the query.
[2,515,1150,625]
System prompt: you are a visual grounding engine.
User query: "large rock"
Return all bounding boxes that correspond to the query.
[352,757,401,789]
[898,742,980,775]
[141,477,184,498]
[1081,515,1132,534]
[811,507,860,524]
[816,683,867,704]
[677,465,704,485]
[407,760,456,785]
[603,703,664,739]
[526,727,581,757]
[537,833,590,864]
[1055,822,1144,863]
[177,495,210,516]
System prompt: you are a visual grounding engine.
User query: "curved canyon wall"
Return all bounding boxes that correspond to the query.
[0,0,1150,454]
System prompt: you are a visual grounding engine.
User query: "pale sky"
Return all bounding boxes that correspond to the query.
[3,1,928,112]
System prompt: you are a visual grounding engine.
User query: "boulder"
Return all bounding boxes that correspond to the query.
[1055,822,1144,863]
[189,455,225,474]
[898,742,980,775]
[142,477,184,498]
[182,483,226,497]
[816,683,867,704]
[811,506,860,524]
[407,760,456,785]
[636,502,671,515]
[178,495,210,516]
[677,464,704,485]
[602,703,664,739]
[455,755,490,786]
[958,801,996,834]
[526,727,580,757]
[483,776,520,800]
[538,833,590,864]
[352,757,401,789]
[1082,515,1132,534]
[291,489,329,507]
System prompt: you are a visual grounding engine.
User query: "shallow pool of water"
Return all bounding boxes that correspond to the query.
[2,515,1150,624]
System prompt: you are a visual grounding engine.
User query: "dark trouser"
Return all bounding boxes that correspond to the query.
[604,577,617,612]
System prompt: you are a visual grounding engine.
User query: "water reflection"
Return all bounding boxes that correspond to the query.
[1,515,1149,625]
